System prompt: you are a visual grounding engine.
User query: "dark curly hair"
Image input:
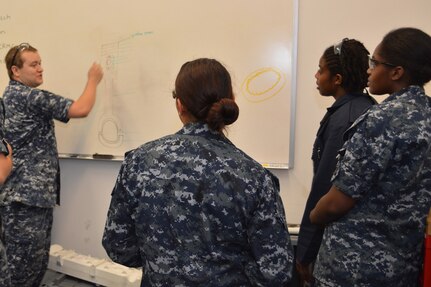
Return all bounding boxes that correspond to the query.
[323,38,369,93]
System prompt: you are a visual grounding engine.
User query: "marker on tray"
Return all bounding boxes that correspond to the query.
[92,153,114,160]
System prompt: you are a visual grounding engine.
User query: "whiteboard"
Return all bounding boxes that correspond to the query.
[0,0,297,168]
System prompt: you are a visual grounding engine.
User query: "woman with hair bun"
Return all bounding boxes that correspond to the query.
[103,58,293,286]
[311,27,431,286]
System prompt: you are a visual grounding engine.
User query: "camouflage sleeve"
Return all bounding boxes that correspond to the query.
[102,162,142,267]
[245,172,293,286]
[27,89,73,123]
[0,100,8,155]
[332,111,394,199]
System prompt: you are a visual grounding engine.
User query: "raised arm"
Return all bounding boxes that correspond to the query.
[68,62,103,118]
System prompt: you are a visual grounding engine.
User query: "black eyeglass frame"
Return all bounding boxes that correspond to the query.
[11,43,31,67]
[368,56,398,69]
[172,90,178,99]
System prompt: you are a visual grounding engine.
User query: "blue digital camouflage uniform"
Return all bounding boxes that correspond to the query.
[314,85,431,287]
[0,98,11,287]
[0,80,73,286]
[103,122,294,287]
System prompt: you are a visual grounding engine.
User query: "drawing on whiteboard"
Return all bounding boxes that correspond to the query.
[98,32,149,148]
[241,67,287,103]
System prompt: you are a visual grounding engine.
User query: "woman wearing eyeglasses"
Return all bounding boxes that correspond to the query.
[102,58,294,286]
[311,27,431,286]
[0,43,103,286]
[295,38,376,286]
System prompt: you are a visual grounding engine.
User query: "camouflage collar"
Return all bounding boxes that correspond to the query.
[177,122,229,142]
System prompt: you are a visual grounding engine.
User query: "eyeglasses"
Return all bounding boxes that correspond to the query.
[368,56,398,69]
[11,43,30,66]
[172,90,177,99]
[333,38,349,55]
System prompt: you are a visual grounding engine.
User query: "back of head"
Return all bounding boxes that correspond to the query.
[323,38,369,93]
[174,58,239,133]
[5,43,38,80]
[379,27,431,87]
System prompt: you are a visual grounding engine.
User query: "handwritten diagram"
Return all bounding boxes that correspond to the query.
[0,14,14,67]
[98,32,149,148]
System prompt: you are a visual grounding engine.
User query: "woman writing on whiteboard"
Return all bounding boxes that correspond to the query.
[310,27,431,286]
[296,38,375,286]
[0,43,103,286]
[103,58,293,286]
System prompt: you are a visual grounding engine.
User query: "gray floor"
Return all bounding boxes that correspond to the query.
[40,270,99,287]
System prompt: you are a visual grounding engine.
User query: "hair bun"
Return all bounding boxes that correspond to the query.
[206,98,239,131]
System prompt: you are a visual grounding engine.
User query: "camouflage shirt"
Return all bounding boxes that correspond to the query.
[0,80,73,208]
[0,99,9,156]
[314,86,431,286]
[0,98,11,287]
[103,122,293,287]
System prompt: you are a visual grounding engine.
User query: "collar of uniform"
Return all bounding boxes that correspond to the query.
[320,93,365,124]
[179,122,217,135]
[327,93,364,112]
[177,122,229,142]
[9,80,25,87]
[384,85,425,104]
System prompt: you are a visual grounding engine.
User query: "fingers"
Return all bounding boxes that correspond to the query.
[88,62,104,84]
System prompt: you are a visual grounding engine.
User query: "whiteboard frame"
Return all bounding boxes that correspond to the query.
[288,0,299,169]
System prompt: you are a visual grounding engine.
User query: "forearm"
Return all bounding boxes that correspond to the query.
[310,198,342,225]
[0,155,12,184]
[310,185,355,225]
[68,81,98,118]
[68,62,103,118]
[0,143,13,184]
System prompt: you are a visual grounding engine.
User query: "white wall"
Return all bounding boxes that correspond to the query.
[51,0,431,259]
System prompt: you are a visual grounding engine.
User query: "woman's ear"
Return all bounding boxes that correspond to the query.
[175,98,196,124]
[176,98,185,116]
[390,66,405,81]
[175,98,189,124]
[334,73,343,86]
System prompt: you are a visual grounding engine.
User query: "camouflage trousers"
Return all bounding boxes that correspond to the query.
[0,202,53,287]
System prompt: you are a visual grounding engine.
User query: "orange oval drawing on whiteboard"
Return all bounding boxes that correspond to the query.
[241,67,287,103]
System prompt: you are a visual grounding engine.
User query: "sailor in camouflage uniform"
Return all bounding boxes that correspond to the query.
[0,99,12,287]
[310,28,431,286]
[0,43,103,286]
[103,58,293,286]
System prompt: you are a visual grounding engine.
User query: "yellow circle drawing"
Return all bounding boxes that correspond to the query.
[241,67,287,103]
